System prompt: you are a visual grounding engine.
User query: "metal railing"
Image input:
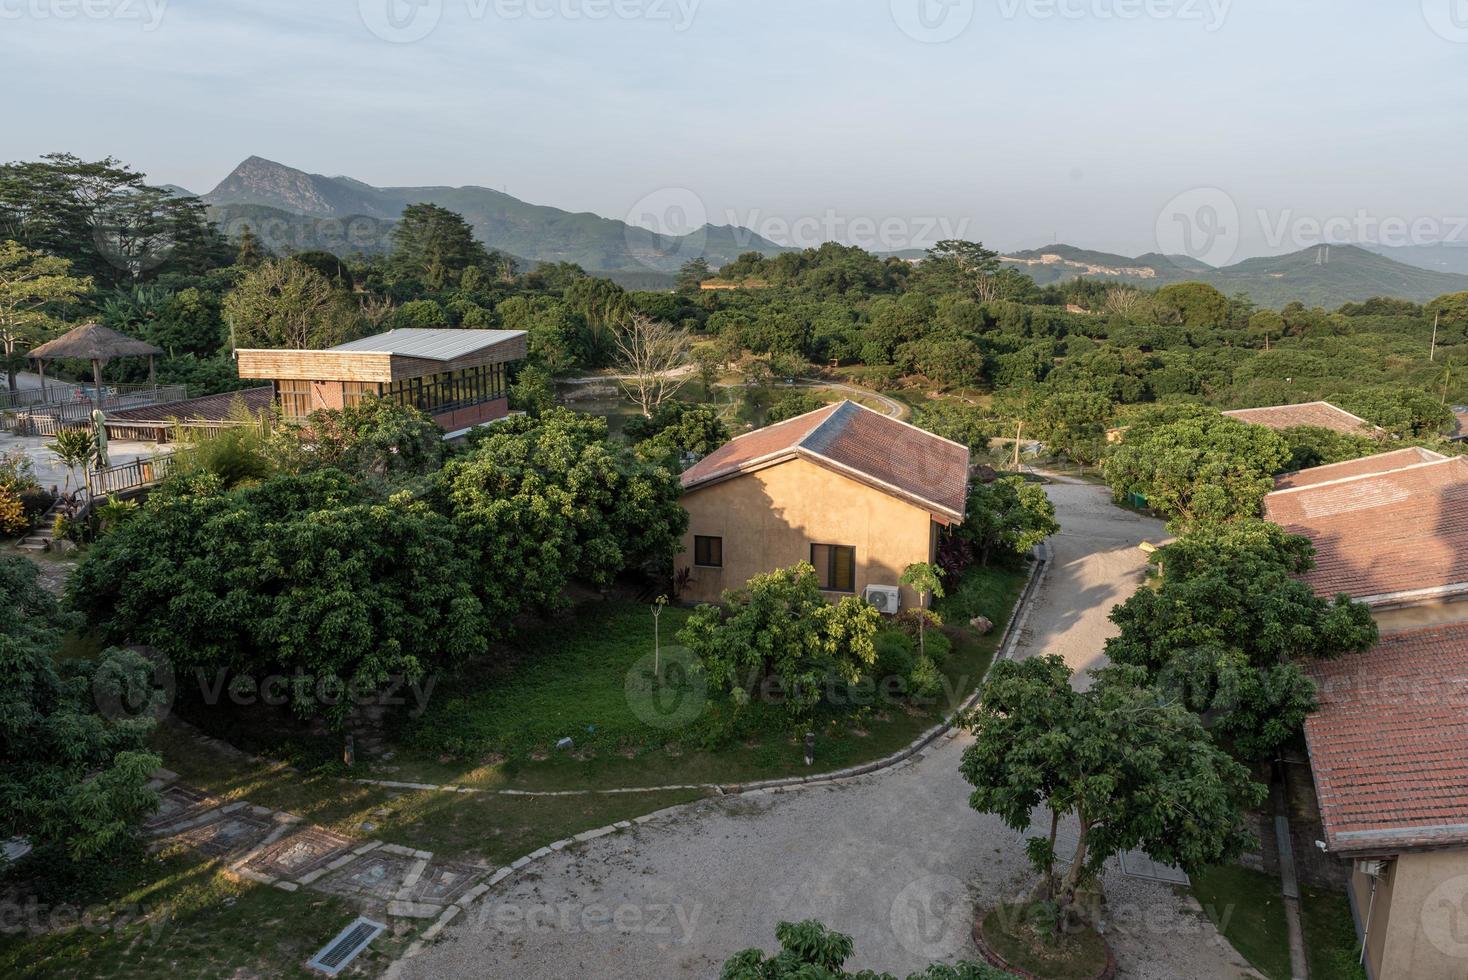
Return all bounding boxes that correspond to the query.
[0,381,181,412]
[90,454,175,498]
[1,385,189,435]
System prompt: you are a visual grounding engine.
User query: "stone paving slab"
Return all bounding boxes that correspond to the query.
[145,785,220,832]
[172,810,275,859]
[401,861,485,906]
[241,826,355,882]
[316,850,419,902]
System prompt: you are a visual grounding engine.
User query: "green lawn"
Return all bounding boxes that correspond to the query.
[1190,865,1291,980]
[1191,864,1366,980]
[0,846,411,980]
[1301,883,1366,980]
[384,562,1029,791]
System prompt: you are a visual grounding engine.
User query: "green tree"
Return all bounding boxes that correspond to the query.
[1106,523,1377,760]
[1151,282,1232,329]
[1034,389,1113,465]
[627,401,729,462]
[765,390,826,425]
[69,472,489,725]
[1102,410,1290,526]
[678,563,881,724]
[962,657,1262,923]
[913,400,992,454]
[1278,424,1381,472]
[508,364,557,416]
[721,920,1015,979]
[285,400,446,481]
[0,555,161,872]
[956,476,1059,566]
[899,562,944,657]
[223,258,361,350]
[676,257,712,292]
[0,241,92,392]
[923,240,1005,302]
[441,409,687,623]
[390,203,493,290]
[1338,386,1453,439]
[234,224,266,266]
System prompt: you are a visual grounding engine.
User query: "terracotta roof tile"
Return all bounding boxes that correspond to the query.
[1273,447,1447,491]
[105,386,274,424]
[1305,622,1468,852]
[1223,401,1377,435]
[1264,455,1468,602]
[680,401,969,520]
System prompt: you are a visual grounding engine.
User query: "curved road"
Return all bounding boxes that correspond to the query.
[398,482,1252,980]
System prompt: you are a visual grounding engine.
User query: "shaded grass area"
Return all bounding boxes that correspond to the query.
[150,724,705,866]
[1301,883,1366,980]
[387,562,1028,792]
[1190,864,1291,980]
[980,903,1109,980]
[0,846,411,980]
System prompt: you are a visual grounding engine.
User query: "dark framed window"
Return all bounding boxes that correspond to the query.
[694,536,723,568]
[811,544,856,593]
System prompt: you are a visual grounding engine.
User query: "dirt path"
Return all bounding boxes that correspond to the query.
[394,488,1249,980]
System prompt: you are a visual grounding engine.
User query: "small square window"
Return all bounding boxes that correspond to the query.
[811,544,856,593]
[694,536,723,568]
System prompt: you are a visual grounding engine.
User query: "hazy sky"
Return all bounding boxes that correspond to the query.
[4,0,1467,261]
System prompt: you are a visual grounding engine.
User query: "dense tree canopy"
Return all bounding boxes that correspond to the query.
[0,556,161,869]
[1106,521,1378,760]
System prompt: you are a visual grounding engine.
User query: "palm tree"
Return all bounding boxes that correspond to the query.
[49,427,98,497]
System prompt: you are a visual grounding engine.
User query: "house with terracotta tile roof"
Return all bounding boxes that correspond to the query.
[676,401,969,609]
[1264,449,1468,630]
[1224,400,1381,436]
[1265,448,1468,978]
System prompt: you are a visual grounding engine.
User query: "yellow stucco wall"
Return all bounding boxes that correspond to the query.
[677,456,940,608]
[1357,849,1468,978]
[1372,597,1468,634]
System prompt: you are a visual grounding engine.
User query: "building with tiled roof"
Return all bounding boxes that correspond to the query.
[103,386,275,442]
[1302,622,1468,977]
[677,401,969,609]
[1223,400,1379,436]
[1269,448,1468,977]
[1264,451,1468,622]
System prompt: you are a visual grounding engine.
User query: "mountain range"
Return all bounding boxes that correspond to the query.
[192,157,1468,306]
[198,156,787,286]
[999,243,1468,307]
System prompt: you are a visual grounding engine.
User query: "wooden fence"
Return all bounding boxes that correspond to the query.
[89,454,175,498]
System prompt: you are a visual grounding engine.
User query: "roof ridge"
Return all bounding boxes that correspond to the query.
[1268,455,1467,497]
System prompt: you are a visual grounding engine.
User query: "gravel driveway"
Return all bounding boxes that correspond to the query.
[394,477,1255,980]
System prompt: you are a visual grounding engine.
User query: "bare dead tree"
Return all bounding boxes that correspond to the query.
[613,313,692,417]
[1103,286,1147,318]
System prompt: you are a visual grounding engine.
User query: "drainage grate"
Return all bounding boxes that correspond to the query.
[307,917,386,976]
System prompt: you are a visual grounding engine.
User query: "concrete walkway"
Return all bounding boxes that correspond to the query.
[394,480,1251,980]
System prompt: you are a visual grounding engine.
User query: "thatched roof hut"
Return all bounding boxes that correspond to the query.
[28,323,162,362]
[28,323,163,409]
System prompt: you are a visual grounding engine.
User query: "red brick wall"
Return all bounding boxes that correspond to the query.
[432,398,509,433]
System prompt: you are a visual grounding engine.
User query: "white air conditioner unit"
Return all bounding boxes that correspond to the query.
[1356,860,1388,878]
[864,585,901,614]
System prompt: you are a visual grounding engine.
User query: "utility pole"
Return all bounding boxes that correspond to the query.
[1431,312,1440,363]
[1012,420,1023,472]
